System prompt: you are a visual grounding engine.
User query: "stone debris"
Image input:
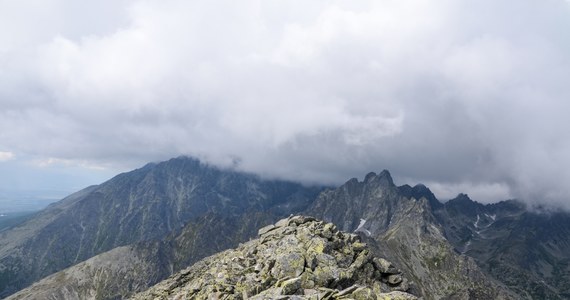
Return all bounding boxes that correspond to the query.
[132,215,418,300]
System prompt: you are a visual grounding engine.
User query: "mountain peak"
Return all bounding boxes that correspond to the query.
[444,193,483,218]
[448,193,479,208]
[363,169,394,186]
[378,169,394,185]
[455,193,472,201]
[398,183,442,209]
[364,171,377,182]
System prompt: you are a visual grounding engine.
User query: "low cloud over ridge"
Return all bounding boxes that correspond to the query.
[1,0,570,208]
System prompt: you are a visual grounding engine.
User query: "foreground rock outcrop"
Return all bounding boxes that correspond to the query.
[132,215,417,300]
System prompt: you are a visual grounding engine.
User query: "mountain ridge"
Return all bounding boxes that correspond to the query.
[1,157,569,299]
[307,171,516,299]
[435,194,570,298]
[0,156,323,297]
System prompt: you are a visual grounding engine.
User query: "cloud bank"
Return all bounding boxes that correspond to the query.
[1,0,570,208]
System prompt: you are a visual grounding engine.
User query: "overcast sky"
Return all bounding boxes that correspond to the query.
[1,0,570,210]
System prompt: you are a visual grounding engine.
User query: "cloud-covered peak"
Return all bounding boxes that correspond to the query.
[1,0,570,209]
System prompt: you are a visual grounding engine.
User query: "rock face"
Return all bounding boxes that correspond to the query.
[5,212,284,300]
[6,242,170,300]
[132,216,417,300]
[435,195,570,299]
[307,171,516,299]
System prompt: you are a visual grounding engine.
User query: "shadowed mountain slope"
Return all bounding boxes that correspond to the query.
[435,195,570,299]
[0,157,323,297]
[306,171,517,299]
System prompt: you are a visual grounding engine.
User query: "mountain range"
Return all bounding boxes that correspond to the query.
[0,156,568,299]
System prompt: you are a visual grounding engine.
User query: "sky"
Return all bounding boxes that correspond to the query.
[1,0,570,211]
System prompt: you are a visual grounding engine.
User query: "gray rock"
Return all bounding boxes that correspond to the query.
[377,291,419,299]
[272,252,305,278]
[258,224,276,236]
[387,274,403,285]
[275,217,292,228]
[373,257,399,274]
[335,284,358,297]
[281,277,302,295]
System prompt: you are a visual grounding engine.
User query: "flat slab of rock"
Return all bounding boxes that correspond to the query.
[258,224,276,236]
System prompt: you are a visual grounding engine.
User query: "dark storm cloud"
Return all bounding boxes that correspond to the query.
[1,0,570,208]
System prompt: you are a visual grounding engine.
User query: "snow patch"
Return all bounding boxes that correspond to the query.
[355,218,366,231]
[354,218,371,236]
[474,214,481,229]
[462,239,472,254]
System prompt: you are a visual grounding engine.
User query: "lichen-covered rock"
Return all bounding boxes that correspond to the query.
[131,216,417,300]
[377,291,419,300]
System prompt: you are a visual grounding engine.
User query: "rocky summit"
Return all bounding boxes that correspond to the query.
[132,215,417,300]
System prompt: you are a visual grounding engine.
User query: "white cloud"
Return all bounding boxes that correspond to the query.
[426,181,513,204]
[1,0,570,208]
[0,152,14,162]
[32,157,108,170]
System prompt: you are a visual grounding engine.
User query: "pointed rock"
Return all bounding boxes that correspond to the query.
[364,172,377,183]
[378,170,394,187]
